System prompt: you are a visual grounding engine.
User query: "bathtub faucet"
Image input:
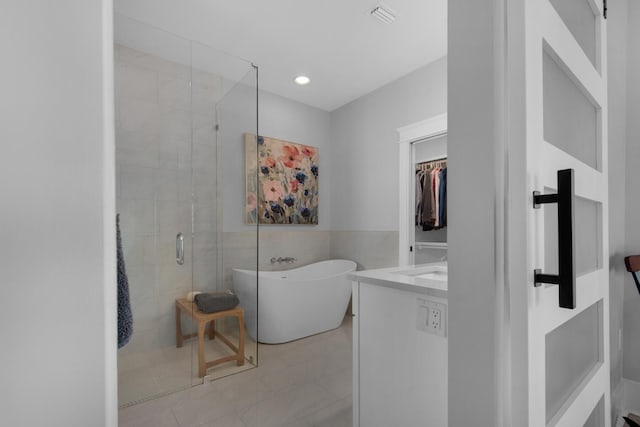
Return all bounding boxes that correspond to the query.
[270,256,297,264]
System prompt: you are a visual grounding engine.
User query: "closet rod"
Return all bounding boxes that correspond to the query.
[417,157,447,165]
[417,158,447,171]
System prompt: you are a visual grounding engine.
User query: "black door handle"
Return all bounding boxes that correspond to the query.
[533,169,576,309]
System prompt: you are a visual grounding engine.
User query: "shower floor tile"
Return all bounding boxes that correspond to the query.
[118,326,258,407]
[118,315,353,427]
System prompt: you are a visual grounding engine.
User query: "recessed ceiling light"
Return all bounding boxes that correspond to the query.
[294,75,311,85]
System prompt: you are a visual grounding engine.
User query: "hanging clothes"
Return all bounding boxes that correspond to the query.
[415,170,424,226]
[438,167,447,227]
[433,167,441,228]
[421,168,434,229]
[415,159,447,230]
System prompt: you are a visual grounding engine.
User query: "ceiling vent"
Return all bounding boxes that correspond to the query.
[370,5,396,24]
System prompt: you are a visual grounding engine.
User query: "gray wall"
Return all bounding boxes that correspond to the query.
[222,88,332,233]
[448,0,502,424]
[328,57,447,269]
[624,0,640,383]
[218,83,333,283]
[0,1,116,426]
[329,58,447,231]
[607,0,628,397]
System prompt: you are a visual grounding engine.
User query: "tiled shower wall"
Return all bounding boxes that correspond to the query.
[115,44,223,353]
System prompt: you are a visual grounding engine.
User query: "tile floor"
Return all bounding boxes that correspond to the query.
[119,321,258,407]
[119,316,353,427]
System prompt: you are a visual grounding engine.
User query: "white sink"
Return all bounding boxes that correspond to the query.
[415,269,448,281]
[392,265,448,282]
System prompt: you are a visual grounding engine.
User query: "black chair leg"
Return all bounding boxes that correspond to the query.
[624,416,640,427]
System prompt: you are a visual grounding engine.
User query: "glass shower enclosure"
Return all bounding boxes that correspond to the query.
[114,15,259,406]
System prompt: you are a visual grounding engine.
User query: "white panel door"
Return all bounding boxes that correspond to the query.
[516,1,610,426]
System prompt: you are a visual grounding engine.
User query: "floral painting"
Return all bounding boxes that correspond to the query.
[244,134,319,224]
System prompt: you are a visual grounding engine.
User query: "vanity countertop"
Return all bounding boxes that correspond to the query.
[347,262,447,297]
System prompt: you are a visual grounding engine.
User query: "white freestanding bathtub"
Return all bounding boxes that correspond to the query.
[232,259,357,344]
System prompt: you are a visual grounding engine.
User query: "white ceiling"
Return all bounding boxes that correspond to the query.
[114,0,447,112]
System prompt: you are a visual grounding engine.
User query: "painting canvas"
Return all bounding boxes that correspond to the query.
[245,134,319,224]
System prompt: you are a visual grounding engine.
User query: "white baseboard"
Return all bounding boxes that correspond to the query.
[614,381,625,425]
[623,378,640,414]
[614,378,640,427]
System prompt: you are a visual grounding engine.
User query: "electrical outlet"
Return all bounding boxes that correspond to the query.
[416,298,447,337]
[429,307,441,330]
[429,301,446,337]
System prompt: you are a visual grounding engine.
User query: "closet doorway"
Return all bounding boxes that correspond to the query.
[397,114,447,266]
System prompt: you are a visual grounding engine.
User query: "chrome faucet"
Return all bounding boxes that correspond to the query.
[270,256,297,264]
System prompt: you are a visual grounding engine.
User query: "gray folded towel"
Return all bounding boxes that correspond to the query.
[194,291,239,313]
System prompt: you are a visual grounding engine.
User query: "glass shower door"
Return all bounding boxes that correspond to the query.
[193,42,259,378]
[115,14,196,406]
[115,14,259,407]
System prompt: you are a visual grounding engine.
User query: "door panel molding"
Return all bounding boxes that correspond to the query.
[541,143,605,201]
[518,0,610,425]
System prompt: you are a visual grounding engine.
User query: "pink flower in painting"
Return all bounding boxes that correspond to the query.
[289,180,300,193]
[263,157,276,168]
[301,146,316,157]
[246,192,257,212]
[280,145,302,168]
[263,180,284,202]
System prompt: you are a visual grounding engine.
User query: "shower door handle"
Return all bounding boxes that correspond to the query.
[176,232,184,265]
[532,168,575,309]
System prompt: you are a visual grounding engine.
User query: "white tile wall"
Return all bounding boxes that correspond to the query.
[257,230,331,271]
[118,198,155,234]
[156,200,190,232]
[115,43,227,405]
[122,233,156,266]
[116,62,158,103]
[193,202,216,233]
[118,167,155,199]
[118,98,162,134]
[329,230,399,270]
[158,77,191,112]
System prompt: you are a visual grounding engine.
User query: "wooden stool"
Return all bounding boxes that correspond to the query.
[175,298,245,378]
